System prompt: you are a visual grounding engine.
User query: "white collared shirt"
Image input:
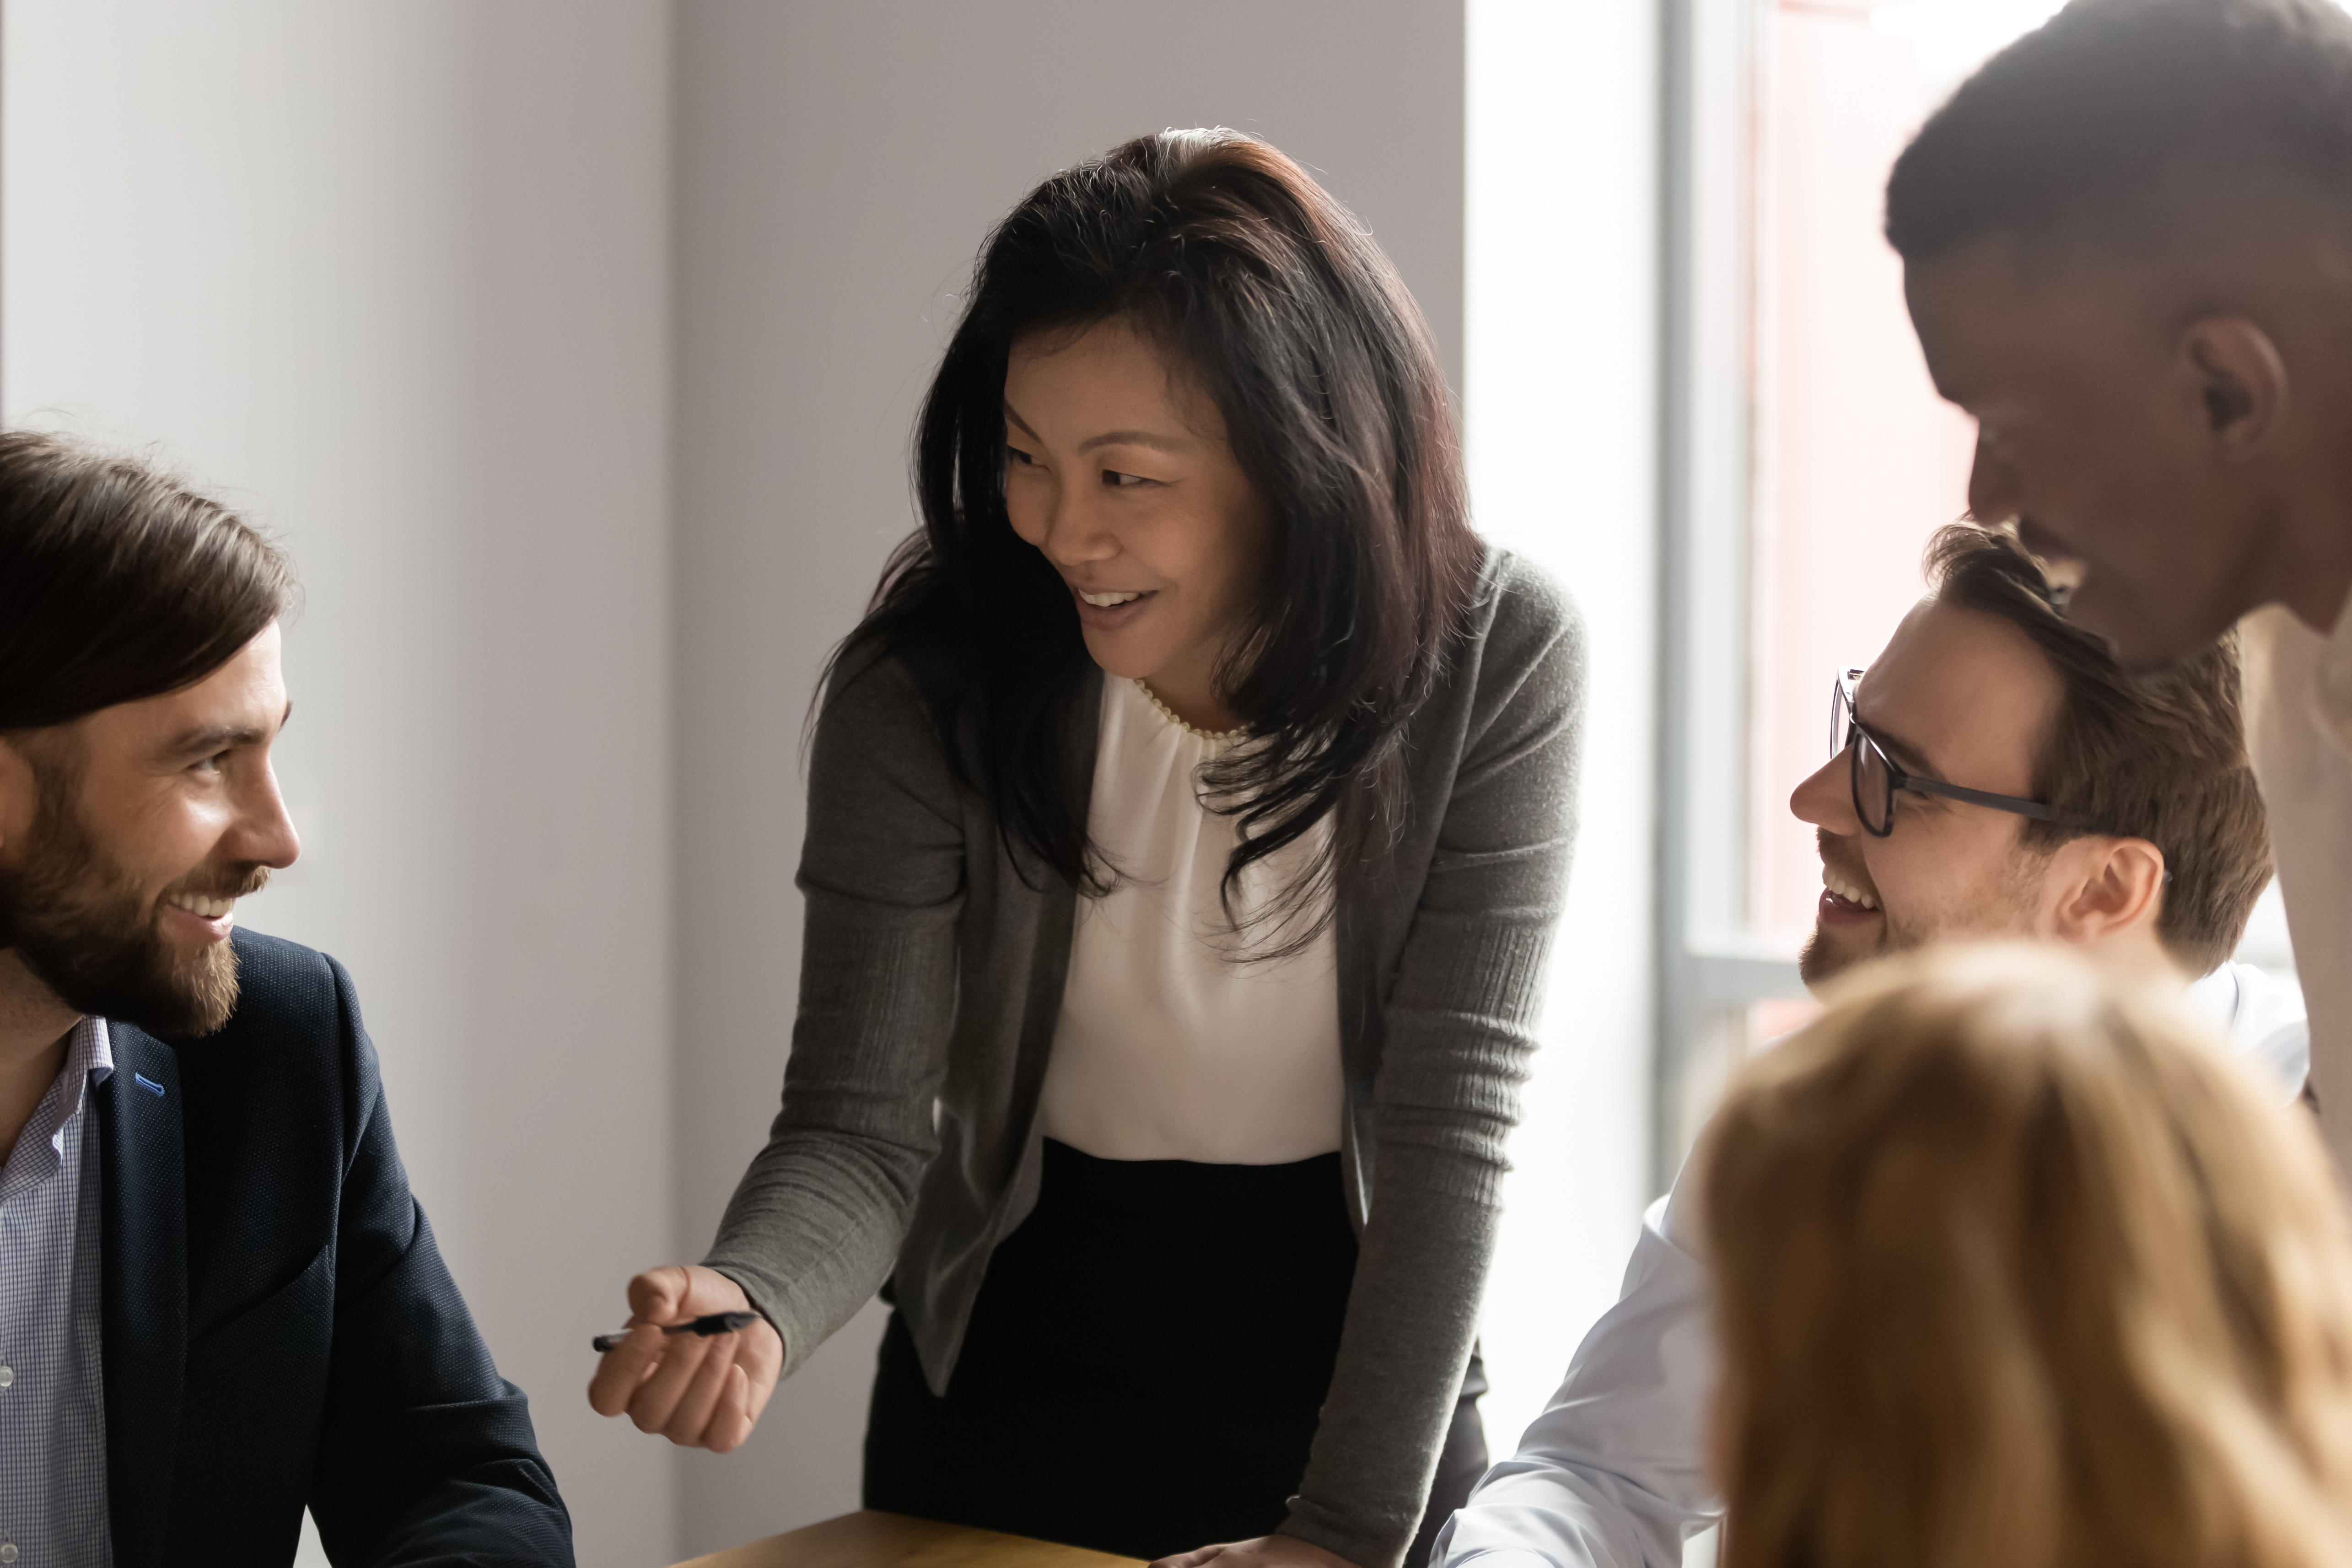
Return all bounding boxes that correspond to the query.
[0,1018,114,1568]
[1433,962,2309,1568]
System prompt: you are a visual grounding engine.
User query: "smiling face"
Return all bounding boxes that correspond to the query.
[0,623,301,1036]
[1793,599,2064,986]
[1002,318,1271,730]
[1904,231,2300,671]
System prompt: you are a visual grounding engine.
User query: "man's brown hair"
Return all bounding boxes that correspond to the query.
[1926,522,2269,973]
[0,431,293,731]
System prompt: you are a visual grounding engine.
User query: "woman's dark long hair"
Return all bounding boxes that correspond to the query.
[829,128,1482,945]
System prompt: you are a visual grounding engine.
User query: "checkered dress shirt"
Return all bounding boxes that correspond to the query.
[0,1018,113,1567]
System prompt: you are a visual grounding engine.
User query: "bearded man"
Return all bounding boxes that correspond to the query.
[0,432,571,1565]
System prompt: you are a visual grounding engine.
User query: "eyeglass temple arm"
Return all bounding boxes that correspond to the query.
[1899,775,2060,821]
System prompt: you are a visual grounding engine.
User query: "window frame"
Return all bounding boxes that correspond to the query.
[1655,0,1808,1192]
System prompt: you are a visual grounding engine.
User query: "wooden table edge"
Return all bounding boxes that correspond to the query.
[667,1508,1148,1568]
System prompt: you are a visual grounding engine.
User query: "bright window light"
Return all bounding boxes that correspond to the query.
[1873,0,2352,87]
[1869,0,2065,85]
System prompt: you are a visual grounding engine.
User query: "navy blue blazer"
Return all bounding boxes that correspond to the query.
[97,928,572,1565]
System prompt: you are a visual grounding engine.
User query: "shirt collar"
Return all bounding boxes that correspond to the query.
[68,1017,115,1091]
[2312,583,2352,736]
[2180,962,2239,1035]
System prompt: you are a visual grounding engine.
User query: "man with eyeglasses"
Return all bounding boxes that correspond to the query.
[1432,522,2306,1568]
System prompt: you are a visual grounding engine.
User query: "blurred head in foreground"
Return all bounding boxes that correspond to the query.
[1706,944,2352,1568]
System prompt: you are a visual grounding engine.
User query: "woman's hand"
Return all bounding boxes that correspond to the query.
[585,1264,784,1452]
[1151,1537,1362,1568]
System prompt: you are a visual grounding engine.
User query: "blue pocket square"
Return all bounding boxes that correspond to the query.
[134,1073,165,1098]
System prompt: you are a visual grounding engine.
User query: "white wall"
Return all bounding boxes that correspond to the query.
[1464,0,1662,1456]
[2,5,678,1564]
[668,4,1468,1554]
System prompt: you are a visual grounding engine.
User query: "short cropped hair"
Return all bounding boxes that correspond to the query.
[0,431,293,733]
[1886,0,2352,262]
[1926,523,2269,973]
[1708,945,2352,1568]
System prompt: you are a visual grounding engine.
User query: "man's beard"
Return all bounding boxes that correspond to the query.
[1797,847,2047,990]
[1796,924,1860,988]
[0,757,267,1038]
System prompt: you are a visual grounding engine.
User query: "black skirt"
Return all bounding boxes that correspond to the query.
[864,1138,1486,1566]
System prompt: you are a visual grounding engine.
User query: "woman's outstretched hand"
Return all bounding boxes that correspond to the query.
[586,1264,784,1453]
[1152,1538,1361,1568]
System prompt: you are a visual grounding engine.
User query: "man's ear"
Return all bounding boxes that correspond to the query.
[2050,835,2167,947]
[2180,316,2290,462]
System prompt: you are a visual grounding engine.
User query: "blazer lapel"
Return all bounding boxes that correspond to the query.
[98,1024,186,1567]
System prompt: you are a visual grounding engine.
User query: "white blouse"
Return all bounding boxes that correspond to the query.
[1036,674,1344,1165]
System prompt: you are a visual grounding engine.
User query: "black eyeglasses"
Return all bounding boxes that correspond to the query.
[1830,668,2062,839]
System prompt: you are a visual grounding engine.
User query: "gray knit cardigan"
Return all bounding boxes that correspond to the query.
[705,548,1585,1568]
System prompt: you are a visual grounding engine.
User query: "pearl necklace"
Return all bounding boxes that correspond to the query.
[1134,679,1245,742]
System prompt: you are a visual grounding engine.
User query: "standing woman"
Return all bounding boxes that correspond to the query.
[590,129,1585,1568]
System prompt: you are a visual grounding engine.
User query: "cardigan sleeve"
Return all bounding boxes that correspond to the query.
[701,650,969,1379]
[1282,559,1589,1568]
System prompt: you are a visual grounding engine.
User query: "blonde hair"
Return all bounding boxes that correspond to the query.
[1705,944,2352,1568]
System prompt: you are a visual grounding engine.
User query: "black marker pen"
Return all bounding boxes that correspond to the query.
[591,1310,759,1354]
